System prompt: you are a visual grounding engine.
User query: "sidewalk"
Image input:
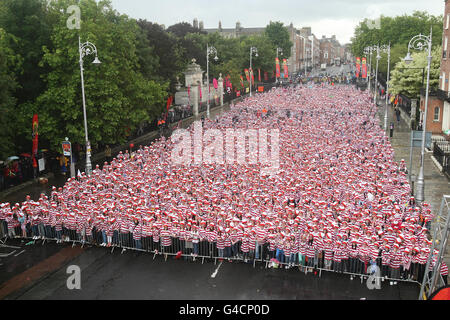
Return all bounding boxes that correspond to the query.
[375,96,450,267]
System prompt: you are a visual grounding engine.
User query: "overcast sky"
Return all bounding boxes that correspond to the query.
[110,0,445,44]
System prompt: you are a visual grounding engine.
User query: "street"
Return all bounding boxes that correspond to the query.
[0,239,419,300]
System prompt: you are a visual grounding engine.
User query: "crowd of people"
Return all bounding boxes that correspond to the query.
[0,85,447,285]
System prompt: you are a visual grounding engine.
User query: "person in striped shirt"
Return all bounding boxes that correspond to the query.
[132,218,143,250]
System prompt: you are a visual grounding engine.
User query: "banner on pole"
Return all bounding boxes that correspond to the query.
[275,58,281,78]
[282,59,288,78]
[362,57,367,79]
[356,57,361,78]
[32,114,39,169]
[244,69,250,82]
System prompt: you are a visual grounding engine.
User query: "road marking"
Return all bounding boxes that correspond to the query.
[211,261,223,278]
[14,250,25,257]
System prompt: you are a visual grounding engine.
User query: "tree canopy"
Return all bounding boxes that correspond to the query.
[0,0,295,159]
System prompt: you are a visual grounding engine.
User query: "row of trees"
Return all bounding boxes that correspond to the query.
[351,11,443,98]
[0,0,292,160]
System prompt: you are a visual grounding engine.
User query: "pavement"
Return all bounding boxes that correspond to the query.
[375,95,450,268]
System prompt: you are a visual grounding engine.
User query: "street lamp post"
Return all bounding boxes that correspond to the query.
[276,47,283,83]
[364,47,372,91]
[374,45,381,104]
[382,43,391,131]
[403,28,433,203]
[249,47,258,97]
[206,44,218,118]
[79,36,101,176]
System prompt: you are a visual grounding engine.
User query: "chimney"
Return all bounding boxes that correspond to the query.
[193,18,198,29]
[199,21,204,30]
[219,21,222,31]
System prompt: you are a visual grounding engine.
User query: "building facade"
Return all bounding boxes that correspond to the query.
[418,0,450,134]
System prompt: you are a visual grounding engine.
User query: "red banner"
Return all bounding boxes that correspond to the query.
[258,69,261,82]
[362,57,367,79]
[356,57,361,78]
[264,71,268,81]
[32,114,38,168]
[240,75,244,88]
[187,86,191,104]
[282,59,288,78]
[275,58,281,78]
[244,69,250,82]
[250,68,254,84]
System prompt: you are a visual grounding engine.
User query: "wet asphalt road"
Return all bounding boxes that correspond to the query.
[0,239,419,300]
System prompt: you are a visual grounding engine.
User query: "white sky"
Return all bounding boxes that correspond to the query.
[110,0,445,44]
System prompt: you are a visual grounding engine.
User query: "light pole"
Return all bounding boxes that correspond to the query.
[276,47,283,83]
[79,36,101,176]
[364,46,374,92]
[380,43,391,131]
[249,46,258,97]
[403,28,433,203]
[206,43,218,118]
[374,45,381,104]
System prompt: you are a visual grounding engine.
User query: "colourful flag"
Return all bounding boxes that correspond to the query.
[356,57,361,78]
[240,75,244,88]
[275,58,281,78]
[32,114,39,169]
[244,69,250,82]
[264,71,268,81]
[282,59,288,78]
[362,57,367,79]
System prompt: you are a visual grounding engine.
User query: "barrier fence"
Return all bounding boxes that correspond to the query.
[0,219,424,286]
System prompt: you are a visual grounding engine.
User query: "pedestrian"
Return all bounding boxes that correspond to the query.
[105,145,112,163]
[395,107,401,123]
[390,122,394,138]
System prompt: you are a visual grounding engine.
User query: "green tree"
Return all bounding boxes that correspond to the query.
[166,22,206,38]
[35,0,168,152]
[264,21,292,59]
[351,11,442,73]
[0,0,52,105]
[138,20,185,93]
[0,28,22,159]
[389,46,441,98]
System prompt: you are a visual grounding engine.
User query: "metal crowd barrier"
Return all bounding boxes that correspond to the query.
[1,222,422,285]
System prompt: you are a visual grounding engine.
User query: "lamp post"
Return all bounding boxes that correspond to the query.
[364,46,374,92]
[381,43,391,131]
[276,47,283,83]
[79,36,101,176]
[249,46,258,97]
[206,43,218,118]
[374,45,381,104]
[403,28,433,203]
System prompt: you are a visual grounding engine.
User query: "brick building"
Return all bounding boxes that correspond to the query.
[418,0,450,134]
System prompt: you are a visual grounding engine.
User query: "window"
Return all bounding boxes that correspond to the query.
[434,107,440,121]
[444,37,448,59]
[447,15,450,29]
[442,73,446,90]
